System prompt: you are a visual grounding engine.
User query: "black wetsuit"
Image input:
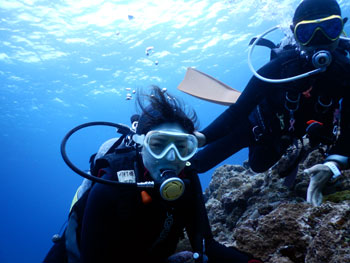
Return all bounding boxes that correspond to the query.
[193,48,350,173]
[44,152,253,263]
[80,169,252,263]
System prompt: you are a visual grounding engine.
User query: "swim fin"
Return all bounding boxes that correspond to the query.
[177,67,241,106]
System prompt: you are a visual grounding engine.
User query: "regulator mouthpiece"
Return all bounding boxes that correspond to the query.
[312,50,332,69]
[159,170,185,201]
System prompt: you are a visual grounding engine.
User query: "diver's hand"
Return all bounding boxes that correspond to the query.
[167,251,194,263]
[305,162,336,206]
[194,131,206,148]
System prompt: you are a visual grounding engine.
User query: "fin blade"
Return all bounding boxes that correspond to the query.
[177,67,241,106]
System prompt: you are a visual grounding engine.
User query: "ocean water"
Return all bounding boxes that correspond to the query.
[1,0,349,262]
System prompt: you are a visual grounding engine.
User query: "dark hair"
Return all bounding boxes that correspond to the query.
[136,86,198,135]
[293,0,341,25]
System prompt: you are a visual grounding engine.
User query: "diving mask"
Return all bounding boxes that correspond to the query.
[134,130,198,161]
[294,15,343,46]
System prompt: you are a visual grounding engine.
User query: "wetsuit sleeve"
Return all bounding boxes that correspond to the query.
[205,239,255,263]
[184,170,254,263]
[202,59,282,144]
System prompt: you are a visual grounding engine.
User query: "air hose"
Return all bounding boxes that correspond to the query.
[248,26,330,83]
[60,121,154,188]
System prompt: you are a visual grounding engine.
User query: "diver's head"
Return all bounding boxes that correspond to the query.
[140,122,198,183]
[291,0,346,52]
[135,86,196,136]
[134,86,198,183]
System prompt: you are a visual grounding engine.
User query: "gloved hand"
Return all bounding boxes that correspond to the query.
[305,121,323,147]
[205,238,264,263]
[305,120,333,147]
[193,131,206,148]
[305,163,335,206]
[167,251,194,263]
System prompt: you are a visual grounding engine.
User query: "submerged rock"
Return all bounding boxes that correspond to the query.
[203,146,350,262]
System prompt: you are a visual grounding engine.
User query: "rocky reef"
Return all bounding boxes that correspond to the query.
[203,146,350,263]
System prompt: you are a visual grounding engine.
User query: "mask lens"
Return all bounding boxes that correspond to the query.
[175,135,197,159]
[295,23,318,44]
[148,134,170,155]
[321,17,343,39]
[173,137,189,156]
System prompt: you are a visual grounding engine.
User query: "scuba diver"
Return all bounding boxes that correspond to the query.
[43,86,263,263]
[191,0,350,206]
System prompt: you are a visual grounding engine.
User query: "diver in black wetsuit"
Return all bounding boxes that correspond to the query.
[44,86,263,263]
[192,0,350,206]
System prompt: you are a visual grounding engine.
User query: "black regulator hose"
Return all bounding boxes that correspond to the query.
[60,121,154,188]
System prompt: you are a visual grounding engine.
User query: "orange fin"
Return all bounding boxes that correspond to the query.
[178,67,241,106]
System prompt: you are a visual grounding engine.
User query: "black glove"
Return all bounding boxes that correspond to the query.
[305,120,333,147]
[205,239,264,263]
[167,251,194,263]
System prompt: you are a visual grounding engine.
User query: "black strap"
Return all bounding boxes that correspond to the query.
[149,212,174,252]
[105,134,127,155]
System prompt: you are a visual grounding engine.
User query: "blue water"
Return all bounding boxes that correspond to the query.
[1,0,349,262]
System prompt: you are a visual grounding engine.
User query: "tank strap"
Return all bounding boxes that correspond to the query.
[149,211,174,252]
[105,135,126,155]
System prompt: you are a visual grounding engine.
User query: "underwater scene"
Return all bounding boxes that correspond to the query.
[1,0,350,262]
